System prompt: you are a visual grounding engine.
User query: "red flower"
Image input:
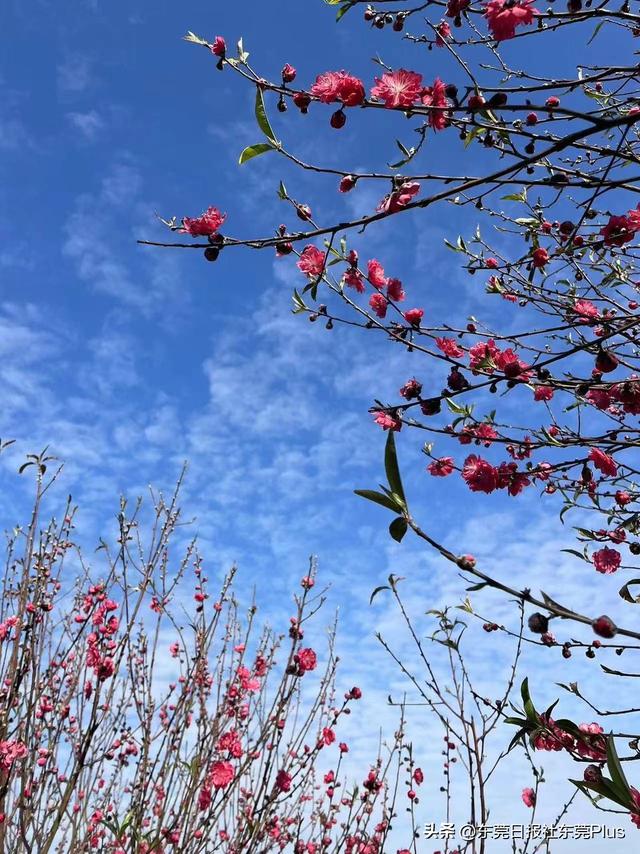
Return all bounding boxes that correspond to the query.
[399,378,422,399]
[275,769,292,792]
[447,0,470,16]
[485,0,538,41]
[533,386,554,402]
[422,78,450,131]
[573,298,600,322]
[532,247,549,268]
[592,547,621,574]
[436,337,464,358]
[413,767,424,785]
[404,308,424,327]
[295,648,317,673]
[321,727,336,746]
[282,64,297,83]
[344,268,365,293]
[373,410,402,431]
[377,181,420,214]
[310,71,365,107]
[211,36,226,57]
[297,245,325,278]
[600,209,640,247]
[428,457,455,477]
[210,760,234,789]
[386,278,405,301]
[369,293,388,318]
[181,206,226,237]
[371,69,424,109]
[436,22,452,46]
[521,787,536,808]
[589,448,618,477]
[462,455,499,493]
[339,175,357,192]
[367,259,388,288]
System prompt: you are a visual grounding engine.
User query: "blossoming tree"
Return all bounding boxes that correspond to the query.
[142,0,640,838]
[0,451,421,852]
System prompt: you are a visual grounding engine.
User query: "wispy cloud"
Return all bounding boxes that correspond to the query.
[67,109,104,140]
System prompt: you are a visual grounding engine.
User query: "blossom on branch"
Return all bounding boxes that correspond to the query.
[370,69,424,109]
[485,0,538,41]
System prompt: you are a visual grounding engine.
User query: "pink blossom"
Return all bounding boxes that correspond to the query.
[436,337,465,358]
[422,78,450,131]
[462,455,499,493]
[589,448,618,477]
[344,268,365,292]
[428,457,455,477]
[534,386,554,401]
[297,245,325,278]
[367,259,388,288]
[310,71,365,107]
[0,740,28,771]
[181,206,226,237]
[377,181,421,214]
[371,69,424,109]
[404,308,424,327]
[369,293,388,318]
[573,299,600,321]
[210,760,234,789]
[521,787,536,808]
[373,410,402,431]
[485,0,538,41]
[593,547,621,574]
[296,647,317,673]
[436,22,452,46]
[275,769,292,792]
[211,36,226,57]
[386,278,405,301]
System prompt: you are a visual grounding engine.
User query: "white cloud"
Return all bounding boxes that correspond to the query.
[67,109,104,140]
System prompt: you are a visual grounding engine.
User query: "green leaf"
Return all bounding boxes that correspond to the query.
[370,585,390,604]
[520,677,538,722]
[236,37,249,63]
[277,181,288,200]
[606,736,632,806]
[389,517,408,543]
[238,142,275,165]
[255,87,277,142]
[384,431,406,508]
[354,489,402,513]
[183,31,208,46]
[291,289,308,315]
[336,1,356,20]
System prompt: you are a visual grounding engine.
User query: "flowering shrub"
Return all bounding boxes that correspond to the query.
[144,0,640,835]
[0,452,416,852]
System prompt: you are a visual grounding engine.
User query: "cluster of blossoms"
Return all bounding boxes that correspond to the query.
[532,716,606,762]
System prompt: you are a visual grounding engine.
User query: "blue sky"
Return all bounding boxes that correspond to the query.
[2,0,639,848]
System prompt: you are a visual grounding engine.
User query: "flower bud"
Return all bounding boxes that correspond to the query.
[591,615,617,639]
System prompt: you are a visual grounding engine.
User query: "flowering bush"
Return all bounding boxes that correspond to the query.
[0,452,416,852]
[143,0,640,837]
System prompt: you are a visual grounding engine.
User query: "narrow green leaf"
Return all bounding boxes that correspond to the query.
[238,142,275,165]
[370,585,390,605]
[606,736,632,806]
[384,431,406,507]
[354,489,402,513]
[255,87,277,142]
